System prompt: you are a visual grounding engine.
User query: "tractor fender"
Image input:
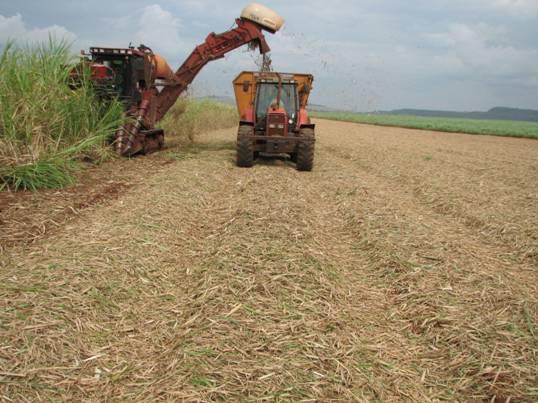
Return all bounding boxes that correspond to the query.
[240,107,255,124]
[298,108,309,126]
[298,108,315,129]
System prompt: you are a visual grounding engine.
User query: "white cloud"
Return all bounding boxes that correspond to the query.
[100,5,188,61]
[427,23,538,78]
[0,13,77,45]
[492,0,538,17]
[134,5,185,57]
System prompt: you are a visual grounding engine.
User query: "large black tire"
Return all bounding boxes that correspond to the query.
[236,125,254,167]
[289,152,298,163]
[296,128,315,171]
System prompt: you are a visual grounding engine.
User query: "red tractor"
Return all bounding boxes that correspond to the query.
[81,3,284,156]
[233,71,315,171]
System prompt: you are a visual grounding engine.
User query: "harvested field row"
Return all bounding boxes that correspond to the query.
[1,119,536,401]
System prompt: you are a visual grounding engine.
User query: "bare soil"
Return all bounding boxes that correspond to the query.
[1,120,536,401]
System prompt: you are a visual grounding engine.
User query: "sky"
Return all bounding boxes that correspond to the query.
[0,0,537,111]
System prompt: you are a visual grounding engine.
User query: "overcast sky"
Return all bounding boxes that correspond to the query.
[1,0,537,111]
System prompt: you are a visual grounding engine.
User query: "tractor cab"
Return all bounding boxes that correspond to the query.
[254,76,299,135]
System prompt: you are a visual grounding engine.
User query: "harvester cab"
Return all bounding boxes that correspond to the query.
[233,71,315,171]
[83,46,154,104]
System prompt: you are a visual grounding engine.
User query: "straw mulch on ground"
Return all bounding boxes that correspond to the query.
[1,120,536,401]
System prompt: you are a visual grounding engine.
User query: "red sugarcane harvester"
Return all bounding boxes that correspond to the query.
[82,3,283,156]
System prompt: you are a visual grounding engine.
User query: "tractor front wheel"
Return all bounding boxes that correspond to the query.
[289,152,298,163]
[236,125,254,168]
[296,128,315,171]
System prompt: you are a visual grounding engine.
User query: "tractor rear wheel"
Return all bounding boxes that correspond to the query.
[236,125,254,167]
[296,128,315,171]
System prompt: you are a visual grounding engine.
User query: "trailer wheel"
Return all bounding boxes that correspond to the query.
[296,128,315,171]
[236,125,254,167]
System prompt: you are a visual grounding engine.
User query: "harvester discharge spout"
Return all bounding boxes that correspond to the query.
[240,2,284,53]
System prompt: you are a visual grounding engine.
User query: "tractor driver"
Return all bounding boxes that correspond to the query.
[270,95,287,111]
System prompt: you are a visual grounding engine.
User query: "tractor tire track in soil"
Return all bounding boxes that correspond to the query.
[1,120,536,401]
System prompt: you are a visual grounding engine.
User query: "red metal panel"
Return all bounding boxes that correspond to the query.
[297,108,310,127]
[266,109,288,136]
[241,106,255,123]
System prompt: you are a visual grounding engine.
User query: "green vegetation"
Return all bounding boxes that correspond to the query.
[1,159,76,192]
[161,98,238,143]
[311,111,538,139]
[0,39,124,191]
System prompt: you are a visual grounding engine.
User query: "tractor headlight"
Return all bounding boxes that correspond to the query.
[277,124,284,129]
[269,123,276,129]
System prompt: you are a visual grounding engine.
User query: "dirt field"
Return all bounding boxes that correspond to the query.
[1,119,537,401]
